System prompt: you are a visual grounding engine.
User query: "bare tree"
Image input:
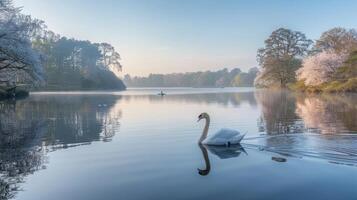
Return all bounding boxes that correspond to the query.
[0,0,44,85]
[315,27,357,54]
[97,43,122,77]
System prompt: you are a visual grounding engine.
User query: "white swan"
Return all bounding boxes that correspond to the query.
[197,113,245,146]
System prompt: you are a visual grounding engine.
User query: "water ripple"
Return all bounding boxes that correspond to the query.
[243,134,357,166]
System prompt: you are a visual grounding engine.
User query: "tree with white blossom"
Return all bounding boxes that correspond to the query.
[296,51,347,86]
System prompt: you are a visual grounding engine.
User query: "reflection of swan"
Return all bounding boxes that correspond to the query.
[205,144,247,159]
[198,113,245,146]
[197,144,247,176]
[198,144,211,176]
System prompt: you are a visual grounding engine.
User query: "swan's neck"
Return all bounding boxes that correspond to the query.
[199,116,210,143]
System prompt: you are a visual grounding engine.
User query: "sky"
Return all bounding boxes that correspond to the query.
[13,0,357,77]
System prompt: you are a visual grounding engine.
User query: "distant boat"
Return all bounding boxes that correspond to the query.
[158,91,166,96]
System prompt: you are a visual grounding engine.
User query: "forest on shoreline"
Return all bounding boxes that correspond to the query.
[125,27,357,92]
[0,0,125,99]
[255,27,357,93]
[124,67,258,88]
[1,0,357,100]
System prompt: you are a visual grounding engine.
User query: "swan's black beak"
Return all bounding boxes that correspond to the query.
[197,114,202,122]
[197,116,203,122]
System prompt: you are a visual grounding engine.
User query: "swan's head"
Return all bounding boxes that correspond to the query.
[197,113,209,122]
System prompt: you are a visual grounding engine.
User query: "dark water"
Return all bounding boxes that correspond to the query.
[0,88,356,200]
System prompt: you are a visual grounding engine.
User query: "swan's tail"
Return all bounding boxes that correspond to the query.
[239,131,247,142]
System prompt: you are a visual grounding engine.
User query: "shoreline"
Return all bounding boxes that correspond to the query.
[288,78,357,93]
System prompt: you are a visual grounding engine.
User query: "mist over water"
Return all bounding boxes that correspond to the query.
[0,88,356,200]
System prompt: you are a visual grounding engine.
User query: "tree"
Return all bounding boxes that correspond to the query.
[0,1,125,90]
[232,67,258,87]
[315,27,357,54]
[296,50,348,86]
[33,36,125,90]
[296,28,357,89]
[255,28,312,88]
[97,43,122,76]
[0,0,44,85]
[335,50,357,81]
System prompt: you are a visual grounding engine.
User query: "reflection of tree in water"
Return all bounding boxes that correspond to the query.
[15,95,123,146]
[96,99,122,142]
[255,91,357,164]
[0,95,123,199]
[0,147,46,200]
[0,101,48,199]
[256,91,357,135]
[255,90,305,135]
[123,92,257,107]
[296,94,357,134]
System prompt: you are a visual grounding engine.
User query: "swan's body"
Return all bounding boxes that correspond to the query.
[202,128,245,146]
[198,113,245,146]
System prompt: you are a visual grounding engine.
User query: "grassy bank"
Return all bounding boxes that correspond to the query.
[288,77,357,93]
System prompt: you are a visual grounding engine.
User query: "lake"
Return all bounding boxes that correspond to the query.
[1,88,357,200]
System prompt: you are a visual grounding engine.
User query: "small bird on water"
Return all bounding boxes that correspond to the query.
[158,91,166,96]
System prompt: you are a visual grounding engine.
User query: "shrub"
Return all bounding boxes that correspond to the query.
[290,78,357,93]
[0,88,7,99]
[340,77,357,92]
[287,80,307,91]
[323,81,343,92]
[15,88,29,98]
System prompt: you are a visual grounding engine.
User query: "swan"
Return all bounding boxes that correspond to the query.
[197,113,245,146]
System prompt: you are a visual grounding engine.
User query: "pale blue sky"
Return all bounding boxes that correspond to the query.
[14,0,357,76]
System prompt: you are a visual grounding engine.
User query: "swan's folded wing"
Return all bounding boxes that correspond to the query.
[203,129,242,145]
[213,129,240,138]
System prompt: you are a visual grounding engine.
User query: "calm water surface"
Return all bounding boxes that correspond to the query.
[1,88,357,200]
